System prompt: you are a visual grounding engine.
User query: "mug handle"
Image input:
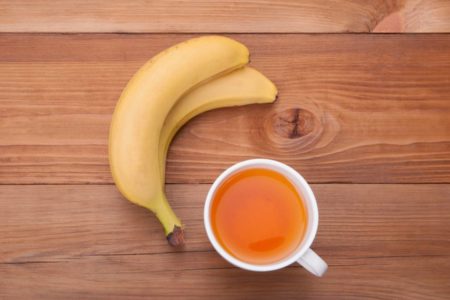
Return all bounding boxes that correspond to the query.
[297,248,328,277]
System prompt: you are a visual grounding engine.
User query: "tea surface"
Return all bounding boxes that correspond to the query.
[211,168,307,265]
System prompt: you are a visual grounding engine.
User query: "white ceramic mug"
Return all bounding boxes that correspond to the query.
[204,159,328,276]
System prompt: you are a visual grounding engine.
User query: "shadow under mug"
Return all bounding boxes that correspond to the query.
[204,159,328,276]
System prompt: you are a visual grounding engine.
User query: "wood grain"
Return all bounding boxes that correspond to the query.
[1,0,449,33]
[1,184,449,299]
[1,34,449,184]
[2,1,449,299]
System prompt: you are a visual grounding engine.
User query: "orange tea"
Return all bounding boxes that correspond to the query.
[211,168,307,265]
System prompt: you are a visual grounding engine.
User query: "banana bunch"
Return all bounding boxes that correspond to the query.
[109,36,277,246]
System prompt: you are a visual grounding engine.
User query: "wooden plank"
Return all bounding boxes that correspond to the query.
[1,256,449,299]
[1,184,449,299]
[1,34,449,184]
[0,0,449,33]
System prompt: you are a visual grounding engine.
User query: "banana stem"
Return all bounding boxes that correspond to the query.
[153,193,184,247]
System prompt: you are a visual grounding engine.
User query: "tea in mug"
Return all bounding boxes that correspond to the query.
[211,168,307,265]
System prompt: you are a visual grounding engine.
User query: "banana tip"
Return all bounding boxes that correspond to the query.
[167,225,185,247]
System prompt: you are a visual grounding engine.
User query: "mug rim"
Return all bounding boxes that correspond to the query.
[204,158,319,272]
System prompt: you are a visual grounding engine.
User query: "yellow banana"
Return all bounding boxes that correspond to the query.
[160,67,278,180]
[109,36,249,246]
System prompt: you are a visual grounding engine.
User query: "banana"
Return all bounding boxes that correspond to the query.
[109,36,249,246]
[159,67,278,180]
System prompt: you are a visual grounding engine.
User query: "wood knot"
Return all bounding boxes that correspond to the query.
[271,108,316,139]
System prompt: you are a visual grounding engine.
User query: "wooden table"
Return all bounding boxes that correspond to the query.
[1,1,450,299]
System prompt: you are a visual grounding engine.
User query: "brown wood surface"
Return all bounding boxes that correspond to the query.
[1,0,450,33]
[1,1,450,298]
[1,34,449,184]
[1,184,449,299]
